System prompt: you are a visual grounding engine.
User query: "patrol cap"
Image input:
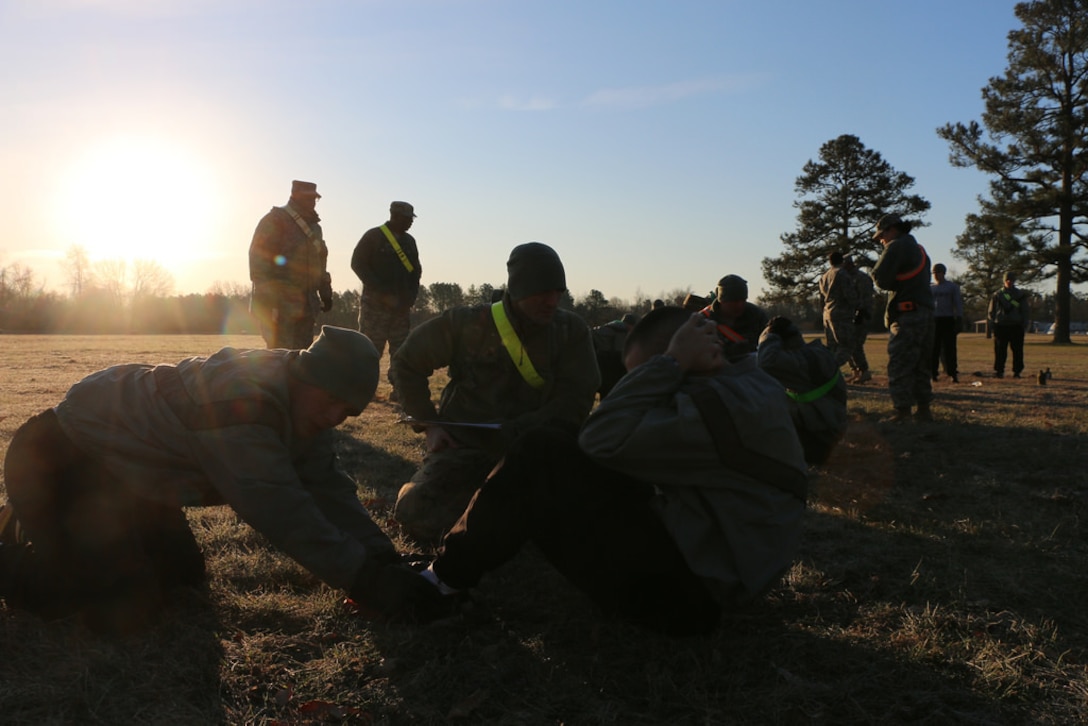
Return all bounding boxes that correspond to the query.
[291,180,321,198]
[390,201,417,218]
[506,242,566,300]
[872,213,904,238]
[716,274,748,303]
[289,326,380,414]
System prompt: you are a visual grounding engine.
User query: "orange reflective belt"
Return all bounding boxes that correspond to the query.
[896,245,928,282]
[700,306,746,343]
[490,302,545,388]
[380,225,415,273]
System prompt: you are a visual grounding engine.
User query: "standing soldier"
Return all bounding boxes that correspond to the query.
[818,251,859,369]
[352,201,423,394]
[987,270,1030,378]
[249,180,333,349]
[871,214,934,422]
[844,255,874,383]
[930,263,964,383]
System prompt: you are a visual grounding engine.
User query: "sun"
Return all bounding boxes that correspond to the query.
[56,136,222,267]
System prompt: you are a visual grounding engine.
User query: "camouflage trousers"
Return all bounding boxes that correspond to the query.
[260,315,316,351]
[823,313,856,368]
[850,322,870,373]
[394,447,501,544]
[359,297,411,368]
[886,310,934,409]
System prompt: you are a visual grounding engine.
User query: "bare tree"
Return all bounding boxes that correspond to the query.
[62,244,94,298]
[131,259,175,300]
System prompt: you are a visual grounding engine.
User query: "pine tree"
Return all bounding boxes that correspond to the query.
[761,134,930,308]
[938,0,1088,344]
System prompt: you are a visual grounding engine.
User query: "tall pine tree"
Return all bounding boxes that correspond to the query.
[938,0,1088,343]
[761,134,930,308]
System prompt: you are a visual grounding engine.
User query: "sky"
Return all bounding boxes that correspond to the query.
[1,0,1022,304]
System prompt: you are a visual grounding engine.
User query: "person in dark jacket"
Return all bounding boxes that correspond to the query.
[987,270,1030,378]
[871,214,934,422]
[0,327,443,633]
[248,180,333,350]
[351,201,423,381]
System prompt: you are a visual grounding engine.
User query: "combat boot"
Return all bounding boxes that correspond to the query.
[915,402,933,422]
[853,369,872,384]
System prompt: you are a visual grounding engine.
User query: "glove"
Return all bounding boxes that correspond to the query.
[767,316,793,337]
[347,559,446,623]
[320,296,333,312]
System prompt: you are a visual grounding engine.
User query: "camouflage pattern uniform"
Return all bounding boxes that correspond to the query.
[700,301,769,361]
[249,202,332,349]
[987,278,1030,377]
[819,261,859,367]
[351,222,421,363]
[2,347,395,626]
[390,295,600,542]
[849,267,875,377]
[872,233,934,412]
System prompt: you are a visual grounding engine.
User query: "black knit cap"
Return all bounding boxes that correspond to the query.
[289,326,379,413]
[506,242,566,300]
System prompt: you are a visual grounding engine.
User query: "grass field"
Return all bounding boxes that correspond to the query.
[0,332,1086,724]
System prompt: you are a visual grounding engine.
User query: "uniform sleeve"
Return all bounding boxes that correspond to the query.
[871,243,899,291]
[193,424,384,590]
[577,356,717,480]
[500,316,600,444]
[351,229,381,288]
[249,211,287,285]
[389,313,455,422]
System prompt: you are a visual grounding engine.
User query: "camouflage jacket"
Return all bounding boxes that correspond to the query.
[249,202,332,320]
[54,347,393,590]
[391,296,600,457]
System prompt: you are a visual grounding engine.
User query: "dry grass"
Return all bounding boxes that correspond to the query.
[1,332,1086,724]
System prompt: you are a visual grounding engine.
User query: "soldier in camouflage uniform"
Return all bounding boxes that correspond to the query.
[843,255,874,383]
[390,243,600,543]
[871,214,934,422]
[818,251,859,368]
[249,180,333,349]
[0,327,445,632]
[351,201,423,378]
[699,275,769,361]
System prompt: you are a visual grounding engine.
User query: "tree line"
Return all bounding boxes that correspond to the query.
[5,1,1088,341]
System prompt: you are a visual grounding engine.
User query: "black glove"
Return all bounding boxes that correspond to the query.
[767,316,793,337]
[320,297,333,313]
[347,559,445,623]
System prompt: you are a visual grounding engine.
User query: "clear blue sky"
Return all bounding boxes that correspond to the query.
[1,0,1020,303]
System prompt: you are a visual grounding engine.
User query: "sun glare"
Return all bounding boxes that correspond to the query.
[56,136,221,267]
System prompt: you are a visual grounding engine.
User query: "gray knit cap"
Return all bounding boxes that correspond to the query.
[289,326,380,413]
[506,242,566,300]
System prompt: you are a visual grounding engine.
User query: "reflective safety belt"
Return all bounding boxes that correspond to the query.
[1002,291,1020,308]
[490,302,545,388]
[699,306,746,343]
[895,245,928,281]
[283,205,323,251]
[786,371,843,403]
[381,225,416,272]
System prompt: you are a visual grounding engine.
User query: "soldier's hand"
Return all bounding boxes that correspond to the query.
[666,314,724,374]
[425,426,457,453]
[321,297,333,312]
[347,560,445,623]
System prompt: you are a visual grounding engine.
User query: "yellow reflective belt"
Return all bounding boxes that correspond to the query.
[786,371,843,403]
[380,225,415,272]
[490,301,545,388]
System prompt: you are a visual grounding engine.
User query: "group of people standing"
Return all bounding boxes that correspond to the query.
[820,213,1034,422]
